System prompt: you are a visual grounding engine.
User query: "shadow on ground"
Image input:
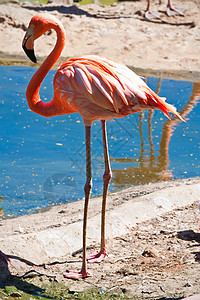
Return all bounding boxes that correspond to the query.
[0,251,47,298]
[177,229,200,263]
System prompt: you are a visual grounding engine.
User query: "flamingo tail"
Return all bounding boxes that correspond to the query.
[140,85,185,121]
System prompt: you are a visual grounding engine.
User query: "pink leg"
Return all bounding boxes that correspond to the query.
[64,126,92,279]
[167,0,184,16]
[87,120,111,264]
[145,0,161,20]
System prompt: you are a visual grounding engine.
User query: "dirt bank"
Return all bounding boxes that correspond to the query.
[1,178,200,299]
[0,0,200,80]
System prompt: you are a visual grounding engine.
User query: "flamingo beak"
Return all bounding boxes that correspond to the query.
[22,28,37,63]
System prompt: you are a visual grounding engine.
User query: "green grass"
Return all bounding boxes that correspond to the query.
[78,0,118,6]
[0,278,134,300]
[1,0,118,6]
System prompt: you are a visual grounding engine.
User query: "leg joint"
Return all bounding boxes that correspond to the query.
[103,171,112,185]
[84,179,92,194]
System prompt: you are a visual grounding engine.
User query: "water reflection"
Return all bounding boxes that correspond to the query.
[112,80,200,188]
[0,65,199,216]
[0,196,4,216]
[159,82,200,179]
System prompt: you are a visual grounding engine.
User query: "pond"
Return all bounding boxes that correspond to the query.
[0,65,199,217]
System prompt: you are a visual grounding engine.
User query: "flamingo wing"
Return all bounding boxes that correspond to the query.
[54,55,182,123]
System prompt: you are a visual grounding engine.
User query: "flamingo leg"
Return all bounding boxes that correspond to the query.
[64,126,92,279]
[87,120,112,263]
[145,0,161,20]
[167,0,184,16]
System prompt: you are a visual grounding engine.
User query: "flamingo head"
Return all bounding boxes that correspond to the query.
[22,13,61,63]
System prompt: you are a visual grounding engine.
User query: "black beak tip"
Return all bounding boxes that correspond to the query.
[22,45,37,64]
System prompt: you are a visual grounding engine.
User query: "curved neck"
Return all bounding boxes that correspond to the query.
[26,22,65,117]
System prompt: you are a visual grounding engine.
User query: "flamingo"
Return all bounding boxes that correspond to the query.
[22,13,183,279]
[145,0,184,19]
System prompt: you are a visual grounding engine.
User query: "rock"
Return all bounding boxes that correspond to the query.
[142,247,159,258]
[99,287,107,294]
[69,286,84,293]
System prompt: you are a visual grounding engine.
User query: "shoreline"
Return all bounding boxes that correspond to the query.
[1,176,200,220]
[1,53,200,82]
[1,176,200,298]
[1,177,199,261]
[0,0,199,78]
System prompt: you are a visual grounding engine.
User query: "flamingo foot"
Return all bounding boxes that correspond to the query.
[167,6,185,17]
[145,10,161,20]
[63,269,92,279]
[87,249,107,263]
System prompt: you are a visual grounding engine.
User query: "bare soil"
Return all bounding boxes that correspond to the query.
[0,0,200,80]
[1,178,200,299]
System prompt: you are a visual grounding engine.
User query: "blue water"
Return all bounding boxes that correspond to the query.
[0,65,199,217]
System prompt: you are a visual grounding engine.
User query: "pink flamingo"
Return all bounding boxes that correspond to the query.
[145,0,184,19]
[22,13,183,279]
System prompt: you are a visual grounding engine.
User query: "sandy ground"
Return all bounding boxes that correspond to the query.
[0,0,200,79]
[1,178,200,299]
[0,0,200,298]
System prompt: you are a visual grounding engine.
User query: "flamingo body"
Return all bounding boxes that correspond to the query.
[22,13,182,279]
[53,55,180,126]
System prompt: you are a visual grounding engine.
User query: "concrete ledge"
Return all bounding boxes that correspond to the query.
[0,178,200,265]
